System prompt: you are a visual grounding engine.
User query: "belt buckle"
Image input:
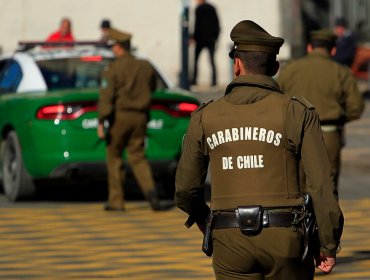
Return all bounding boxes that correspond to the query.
[262,210,269,227]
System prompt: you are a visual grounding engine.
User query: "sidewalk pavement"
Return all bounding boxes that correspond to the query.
[0,86,368,280]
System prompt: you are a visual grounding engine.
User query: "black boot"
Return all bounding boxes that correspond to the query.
[147,190,161,210]
[147,190,174,211]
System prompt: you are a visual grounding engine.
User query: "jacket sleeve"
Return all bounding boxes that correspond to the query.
[288,101,344,257]
[341,68,364,122]
[175,110,210,228]
[97,65,115,124]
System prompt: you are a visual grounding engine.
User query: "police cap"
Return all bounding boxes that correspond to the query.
[310,29,337,44]
[107,28,132,45]
[229,20,284,58]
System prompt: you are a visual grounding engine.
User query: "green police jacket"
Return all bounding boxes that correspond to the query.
[98,53,156,123]
[277,49,364,125]
[175,75,343,257]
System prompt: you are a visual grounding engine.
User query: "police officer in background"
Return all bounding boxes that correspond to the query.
[175,20,343,279]
[278,29,364,193]
[97,28,164,211]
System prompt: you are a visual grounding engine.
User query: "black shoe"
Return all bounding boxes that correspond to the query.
[158,200,175,210]
[147,191,174,211]
[104,204,125,211]
[149,195,162,211]
[150,197,175,211]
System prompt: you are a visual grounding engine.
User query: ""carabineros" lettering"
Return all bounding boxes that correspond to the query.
[207,126,282,150]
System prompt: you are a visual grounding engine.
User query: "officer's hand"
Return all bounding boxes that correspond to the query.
[197,223,205,235]
[315,252,336,273]
[97,123,105,139]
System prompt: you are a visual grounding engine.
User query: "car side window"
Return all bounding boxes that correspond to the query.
[0,60,23,94]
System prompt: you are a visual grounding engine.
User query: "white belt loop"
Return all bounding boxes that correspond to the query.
[262,210,269,226]
[321,125,339,132]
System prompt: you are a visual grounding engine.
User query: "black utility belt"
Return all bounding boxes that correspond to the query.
[213,206,302,236]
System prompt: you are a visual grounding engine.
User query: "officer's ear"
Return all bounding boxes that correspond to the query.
[330,47,337,57]
[233,58,243,77]
[307,44,313,53]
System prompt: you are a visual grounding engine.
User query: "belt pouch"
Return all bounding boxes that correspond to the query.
[235,206,263,236]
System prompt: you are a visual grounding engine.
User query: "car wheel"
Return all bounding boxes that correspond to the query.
[2,131,35,201]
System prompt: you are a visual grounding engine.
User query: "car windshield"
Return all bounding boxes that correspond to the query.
[36,57,168,91]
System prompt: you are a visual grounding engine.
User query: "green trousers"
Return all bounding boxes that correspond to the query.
[212,228,315,280]
[106,111,155,209]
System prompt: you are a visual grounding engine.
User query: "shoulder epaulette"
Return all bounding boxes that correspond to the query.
[191,100,213,116]
[291,96,314,110]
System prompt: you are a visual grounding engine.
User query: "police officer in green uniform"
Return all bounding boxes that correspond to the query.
[97,28,163,211]
[278,29,364,192]
[175,20,343,279]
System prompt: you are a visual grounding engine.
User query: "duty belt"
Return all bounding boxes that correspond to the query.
[213,210,299,229]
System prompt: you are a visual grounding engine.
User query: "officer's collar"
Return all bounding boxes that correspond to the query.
[116,52,134,60]
[309,49,331,59]
[225,75,282,96]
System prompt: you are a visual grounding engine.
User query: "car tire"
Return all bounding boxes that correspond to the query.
[2,131,35,201]
[0,140,4,190]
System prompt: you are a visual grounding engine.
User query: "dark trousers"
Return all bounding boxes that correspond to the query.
[212,228,315,280]
[192,41,217,86]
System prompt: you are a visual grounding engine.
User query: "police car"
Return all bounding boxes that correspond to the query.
[0,41,199,201]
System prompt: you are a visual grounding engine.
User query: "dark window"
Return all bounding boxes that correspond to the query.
[0,60,22,93]
[37,57,112,91]
[36,57,168,91]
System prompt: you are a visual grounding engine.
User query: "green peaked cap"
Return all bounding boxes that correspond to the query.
[229,20,284,58]
[310,29,337,43]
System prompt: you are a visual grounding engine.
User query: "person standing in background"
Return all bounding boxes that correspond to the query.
[100,19,111,42]
[46,18,75,42]
[333,18,357,68]
[190,0,220,87]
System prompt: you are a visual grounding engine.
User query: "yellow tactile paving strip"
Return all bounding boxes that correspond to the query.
[0,202,213,280]
[323,199,370,280]
[0,199,369,279]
